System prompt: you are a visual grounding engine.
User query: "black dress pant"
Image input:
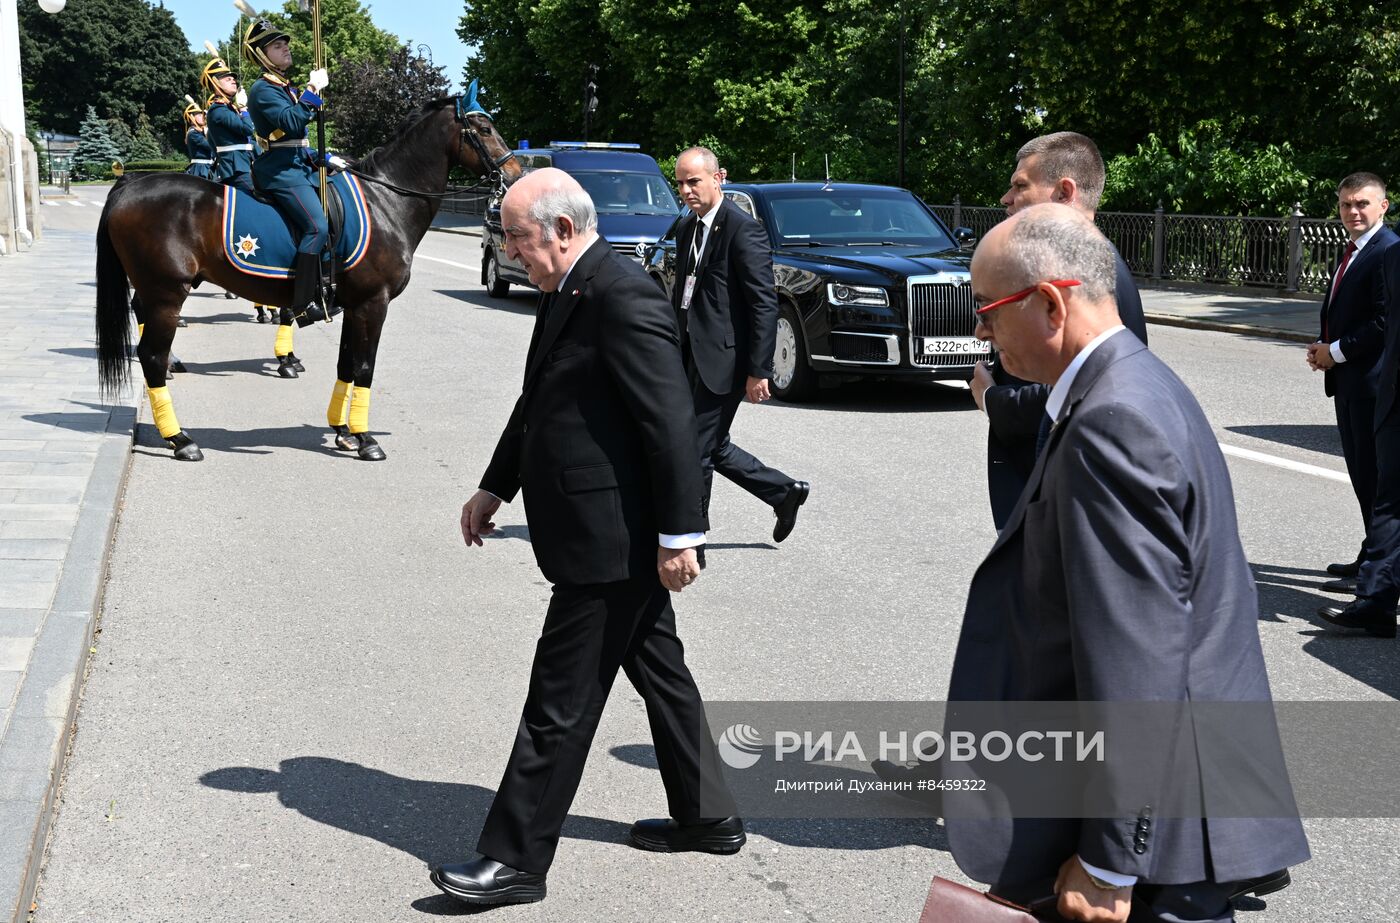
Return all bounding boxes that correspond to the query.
[1358,416,1400,607]
[688,362,793,516]
[1336,393,1378,550]
[477,576,736,874]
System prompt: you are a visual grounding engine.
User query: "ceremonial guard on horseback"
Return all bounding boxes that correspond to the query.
[238,6,339,328]
[201,42,295,367]
[183,103,216,179]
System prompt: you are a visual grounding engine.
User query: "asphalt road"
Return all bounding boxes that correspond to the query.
[32,224,1400,922]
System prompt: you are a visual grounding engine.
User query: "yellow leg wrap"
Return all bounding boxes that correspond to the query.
[146,386,181,439]
[274,323,294,358]
[137,322,145,341]
[327,379,353,428]
[348,386,371,434]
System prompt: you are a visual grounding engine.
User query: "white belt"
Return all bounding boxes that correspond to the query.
[189,159,214,165]
[217,144,254,152]
[268,139,309,149]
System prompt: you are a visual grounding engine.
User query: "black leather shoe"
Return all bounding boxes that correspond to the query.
[1326,560,1361,578]
[1317,600,1397,638]
[629,816,746,854]
[1320,576,1358,594]
[772,481,810,543]
[1228,868,1291,901]
[430,857,546,906]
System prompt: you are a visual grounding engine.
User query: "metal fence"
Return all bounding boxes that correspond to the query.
[930,198,1350,294]
[437,191,491,216]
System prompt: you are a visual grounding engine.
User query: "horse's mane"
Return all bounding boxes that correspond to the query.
[357,97,458,170]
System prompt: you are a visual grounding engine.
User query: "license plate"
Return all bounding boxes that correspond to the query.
[921,337,989,356]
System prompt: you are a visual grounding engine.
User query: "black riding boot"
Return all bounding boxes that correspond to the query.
[290,251,328,327]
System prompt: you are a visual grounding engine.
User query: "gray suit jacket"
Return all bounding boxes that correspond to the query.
[946,330,1309,888]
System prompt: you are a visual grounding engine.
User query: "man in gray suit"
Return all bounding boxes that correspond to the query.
[946,204,1309,922]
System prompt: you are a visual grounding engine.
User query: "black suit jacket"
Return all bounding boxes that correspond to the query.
[1319,225,1397,399]
[671,198,779,395]
[1375,242,1400,428]
[481,238,708,587]
[984,250,1147,500]
[947,331,1310,889]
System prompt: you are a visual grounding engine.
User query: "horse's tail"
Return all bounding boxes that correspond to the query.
[95,188,132,401]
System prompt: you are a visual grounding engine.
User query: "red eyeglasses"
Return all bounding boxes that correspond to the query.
[975,279,1081,315]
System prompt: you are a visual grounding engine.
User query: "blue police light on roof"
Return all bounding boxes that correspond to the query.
[548,141,642,150]
[519,140,530,149]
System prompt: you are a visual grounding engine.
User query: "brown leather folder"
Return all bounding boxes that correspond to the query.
[918,876,1067,922]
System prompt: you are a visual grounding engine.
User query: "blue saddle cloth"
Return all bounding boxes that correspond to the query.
[222,173,372,279]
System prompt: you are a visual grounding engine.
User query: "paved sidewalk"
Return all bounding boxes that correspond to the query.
[0,186,134,923]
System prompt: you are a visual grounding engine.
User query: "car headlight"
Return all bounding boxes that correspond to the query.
[827,283,888,307]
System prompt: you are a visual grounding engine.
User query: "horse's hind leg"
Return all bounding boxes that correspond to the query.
[131,294,185,377]
[135,294,203,462]
[273,308,302,378]
[328,297,387,461]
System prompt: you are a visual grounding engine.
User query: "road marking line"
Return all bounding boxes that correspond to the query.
[69,201,86,207]
[416,254,476,271]
[1218,442,1350,483]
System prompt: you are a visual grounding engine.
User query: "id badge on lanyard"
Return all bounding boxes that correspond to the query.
[680,227,703,313]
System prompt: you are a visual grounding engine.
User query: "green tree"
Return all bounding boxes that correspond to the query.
[332,45,452,157]
[105,117,135,159]
[73,105,124,178]
[129,111,165,160]
[261,0,401,81]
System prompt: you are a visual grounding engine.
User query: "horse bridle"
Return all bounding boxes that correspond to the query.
[338,96,515,200]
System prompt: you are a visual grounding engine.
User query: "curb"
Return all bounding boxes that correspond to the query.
[427,225,481,238]
[0,404,135,923]
[1144,313,1314,344]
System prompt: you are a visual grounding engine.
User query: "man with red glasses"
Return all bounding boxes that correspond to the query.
[947,203,1307,923]
[972,132,1147,528]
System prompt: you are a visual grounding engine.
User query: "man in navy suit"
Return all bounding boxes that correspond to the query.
[1305,173,1396,591]
[949,204,1308,922]
[970,132,1148,529]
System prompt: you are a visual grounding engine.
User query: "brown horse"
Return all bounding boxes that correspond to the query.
[95,95,522,461]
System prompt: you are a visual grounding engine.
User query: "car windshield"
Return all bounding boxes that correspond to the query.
[766,191,954,249]
[574,171,680,216]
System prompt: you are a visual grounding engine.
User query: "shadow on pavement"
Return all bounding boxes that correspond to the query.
[775,380,974,415]
[1226,424,1343,457]
[132,421,382,457]
[484,524,532,542]
[1253,563,1400,701]
[180,311,264,325]
[437,289,537,317]
[608,745,947,852]
[176,356,286,377]
[200,756,632,872]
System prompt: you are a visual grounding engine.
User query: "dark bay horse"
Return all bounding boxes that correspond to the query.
[95,95,522,461]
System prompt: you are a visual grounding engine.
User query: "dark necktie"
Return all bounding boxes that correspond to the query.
[1324,240,1358,340]
[1034,412,1054,458]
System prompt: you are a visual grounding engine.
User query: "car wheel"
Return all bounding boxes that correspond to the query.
[485,249,509,298]
[771,303,815,402]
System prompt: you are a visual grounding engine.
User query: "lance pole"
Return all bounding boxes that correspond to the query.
[312,0,328,216]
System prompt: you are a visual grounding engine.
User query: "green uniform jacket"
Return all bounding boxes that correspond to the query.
[247,73,318,191]
[207,101,258,181]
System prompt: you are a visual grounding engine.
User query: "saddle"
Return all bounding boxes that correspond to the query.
[221,172,372,280]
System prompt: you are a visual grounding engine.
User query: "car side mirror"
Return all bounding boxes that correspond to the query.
[953,227,976,248]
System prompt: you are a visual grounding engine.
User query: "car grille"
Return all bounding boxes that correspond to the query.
[612,242,643,261]
[831,333,892,364]
[908,278,978,367]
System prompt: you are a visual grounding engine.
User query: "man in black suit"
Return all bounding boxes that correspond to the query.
[969,132,1148,529]
[1305,173,1396,591]
[673,146,809,543]
[433,169,743,907]
[949,204,1308,922]
[1320,215,1400,638]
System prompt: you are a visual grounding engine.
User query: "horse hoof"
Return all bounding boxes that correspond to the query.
[288,352,306,373]
[277,357,299,379]
[167,432,204,462]
[169,358,187,374]
[356,435,386,461]
[332,425,356,451]
[177,317,188,327]
[224,292,237,300]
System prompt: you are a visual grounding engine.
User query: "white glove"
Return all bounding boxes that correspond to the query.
[325,153,350,173]
[307,68,329,93]
[234,88,248,108]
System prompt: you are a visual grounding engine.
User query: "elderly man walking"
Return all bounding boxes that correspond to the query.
[945,204,1308,922]
[435,168,742,906]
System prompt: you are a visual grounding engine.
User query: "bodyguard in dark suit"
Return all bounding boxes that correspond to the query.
[1320,232,1400,638]
[1305,173,1396,585]
[435,169,742,907]
[672,147,810,542]
[951,205,1308,922]
[972,132,1148,529]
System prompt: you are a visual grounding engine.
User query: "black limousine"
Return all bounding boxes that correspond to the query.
[640,182,983,401]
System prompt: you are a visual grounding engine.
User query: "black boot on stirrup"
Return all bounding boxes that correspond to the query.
[290,251,328,327]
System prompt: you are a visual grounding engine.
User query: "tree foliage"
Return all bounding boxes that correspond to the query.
[332,45,453,157]
[461,0,1400,216]
[73,105,124,178]
[19,0,198,151]
[130,111,166,160]
[262,0,401,82]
